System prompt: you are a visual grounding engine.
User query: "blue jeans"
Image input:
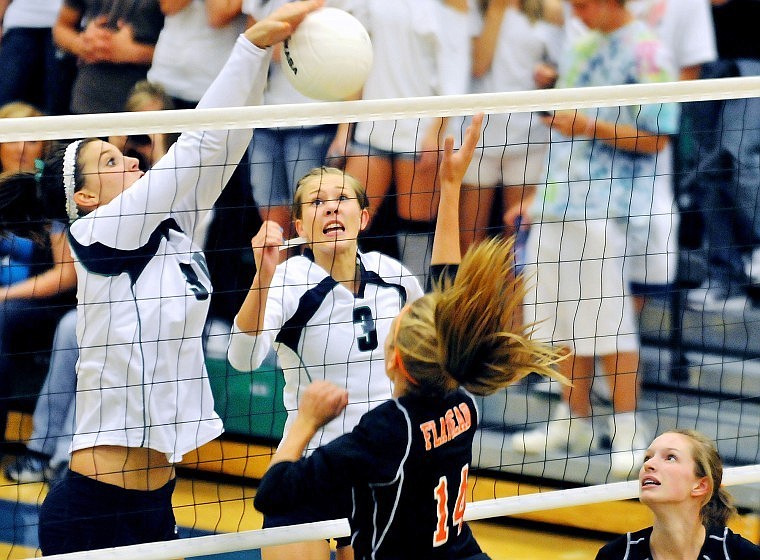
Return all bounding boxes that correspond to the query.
[0,27,74,115]
[248,124,337,207]
[26,308,77,467]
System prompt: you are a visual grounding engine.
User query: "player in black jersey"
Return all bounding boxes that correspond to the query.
[254,126,570,559]
[596,429,760,559]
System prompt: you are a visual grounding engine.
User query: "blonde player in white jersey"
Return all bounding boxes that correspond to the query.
[36,1,325,554]
[228,166,424,560]
[228,115,485,558]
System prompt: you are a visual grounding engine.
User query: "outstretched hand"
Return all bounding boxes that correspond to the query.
[244,0,324,49]
[439,113,484,191]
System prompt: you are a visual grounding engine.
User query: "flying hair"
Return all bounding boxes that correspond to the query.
[391,236,569,397]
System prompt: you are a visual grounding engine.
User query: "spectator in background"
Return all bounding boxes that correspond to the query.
[459,0,563,254]
[0,0,76,115]
[0,101,47,174]
[622,0,716,312]
[52,0,163,114]
[511,0,678,479]
[682,0,760,312]
[4,308,77,483]
[0,102,51,287]
[244,0,338,239]
[333,0,473,281]
[147,0,246,110]
[109,80,177,171]
[0,171,76,454]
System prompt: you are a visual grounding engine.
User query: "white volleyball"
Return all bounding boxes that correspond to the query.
[282,7,373,101]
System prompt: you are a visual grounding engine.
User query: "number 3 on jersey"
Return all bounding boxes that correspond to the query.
[433,465,469,547]
[353,306,378,351]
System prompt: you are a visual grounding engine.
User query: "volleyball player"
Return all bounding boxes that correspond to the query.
[596,429,760,559]
[36,1,324,554]
[253,142,569,557]
[228,114,484,560]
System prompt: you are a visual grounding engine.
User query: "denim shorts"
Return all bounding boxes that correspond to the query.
[249,124,338,208]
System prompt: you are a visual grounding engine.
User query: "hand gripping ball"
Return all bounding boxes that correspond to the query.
[282,7,373,101]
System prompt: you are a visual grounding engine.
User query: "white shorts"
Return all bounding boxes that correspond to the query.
[462,142,549,188]
[523,219,639,356]
[624,174,679,287]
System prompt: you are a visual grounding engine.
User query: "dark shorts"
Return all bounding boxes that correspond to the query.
[38,469,178,555]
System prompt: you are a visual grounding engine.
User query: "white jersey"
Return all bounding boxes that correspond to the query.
[69,36,272,463]
[228,250,424,450]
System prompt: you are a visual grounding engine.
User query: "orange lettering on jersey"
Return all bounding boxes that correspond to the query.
[435,417,448,448]
[419,402,473,451]
[420,420,436,451]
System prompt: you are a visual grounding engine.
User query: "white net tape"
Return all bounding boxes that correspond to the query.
[0,77,758,141]
[28,465,760,560]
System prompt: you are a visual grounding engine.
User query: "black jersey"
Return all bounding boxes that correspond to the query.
[255,389,486,560]
[596,526,760,559]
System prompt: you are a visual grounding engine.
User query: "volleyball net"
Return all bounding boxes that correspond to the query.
[2,75,760,559]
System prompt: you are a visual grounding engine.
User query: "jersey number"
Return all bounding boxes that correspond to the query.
[353,306,378,351]
[433,465,469,547]
[179,253,210,301]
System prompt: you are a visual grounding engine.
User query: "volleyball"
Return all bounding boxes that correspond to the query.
[282,7,373,101]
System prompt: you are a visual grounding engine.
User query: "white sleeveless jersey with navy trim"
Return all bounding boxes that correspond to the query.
[69,36,272,463]
[596,526,760,559]
[228,250,424,450]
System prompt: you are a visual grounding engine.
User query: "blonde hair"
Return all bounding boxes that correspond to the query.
[391,236,568,397]
[0,101,43,120]
[667,429,736,529]
[292,167,369,220]
[125,80,174,113]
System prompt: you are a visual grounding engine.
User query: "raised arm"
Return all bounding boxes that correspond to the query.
[472,0,511,78]
[431,113,484,266]
[73,0,324,250]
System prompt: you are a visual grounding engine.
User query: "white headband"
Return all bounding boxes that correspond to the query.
[62,139,83,223]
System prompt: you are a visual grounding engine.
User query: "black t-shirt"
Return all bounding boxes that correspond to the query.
[65,0,164,113]
[596,526,760,559]
[712,0,760,60]
[255,390,485,560]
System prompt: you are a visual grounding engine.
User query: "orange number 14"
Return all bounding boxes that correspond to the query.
[433,464,469,547]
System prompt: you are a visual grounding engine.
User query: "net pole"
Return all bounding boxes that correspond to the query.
[33,519,350,560]
[464,464,760,521]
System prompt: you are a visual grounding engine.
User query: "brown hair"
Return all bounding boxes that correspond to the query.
[390,236,568,397]
[292,167,369,219]
[668,429,736,529]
